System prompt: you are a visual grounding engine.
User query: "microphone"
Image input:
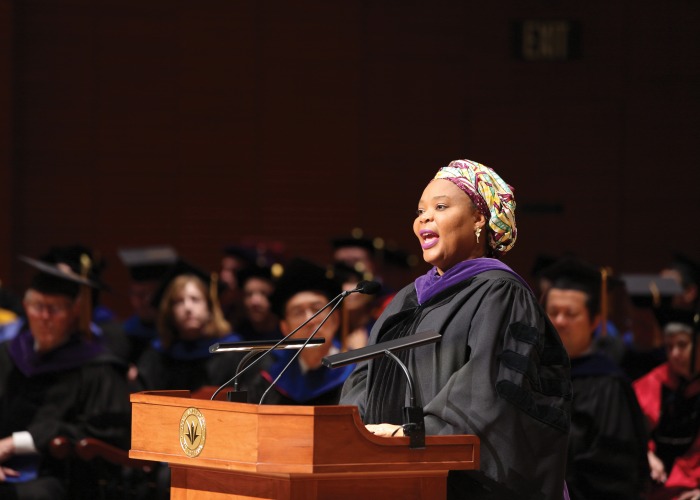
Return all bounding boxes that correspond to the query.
[322,330,442,449]
[257,280,381,405]
[209,280,380,402]
[209,338,326,402]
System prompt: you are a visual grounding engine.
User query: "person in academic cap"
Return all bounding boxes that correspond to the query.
[541,257,650,500]
[136,260,245,393]
[218,244,258,330]
[38,244,116,324]
[116,246,178,365]
[340,159,571,500]
[0,255,131,499]
[243,258,354,406]
[331,229,380,283]
[661,254,700,313]
[634,314,700,500]
[329,261,378,351]
[235,265,282,342]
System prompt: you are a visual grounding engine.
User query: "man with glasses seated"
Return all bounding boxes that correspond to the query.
[0,253,131,500]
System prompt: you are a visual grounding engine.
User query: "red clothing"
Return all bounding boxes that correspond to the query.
[633,363,700,498]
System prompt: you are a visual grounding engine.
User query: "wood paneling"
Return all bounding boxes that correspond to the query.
[4,0,700,317]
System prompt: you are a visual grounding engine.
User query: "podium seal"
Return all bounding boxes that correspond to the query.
[179,407,206,457]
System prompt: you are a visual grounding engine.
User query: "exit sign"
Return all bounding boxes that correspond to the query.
[512,20,582,61]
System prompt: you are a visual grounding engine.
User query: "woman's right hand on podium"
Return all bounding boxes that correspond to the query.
[365,424,404,437]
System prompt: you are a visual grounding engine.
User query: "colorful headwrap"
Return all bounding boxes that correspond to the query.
[433,159,517,256]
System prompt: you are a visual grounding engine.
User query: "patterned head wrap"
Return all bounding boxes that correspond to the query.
[433,159,517,256]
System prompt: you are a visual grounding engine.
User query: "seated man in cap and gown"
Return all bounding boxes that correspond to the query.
[0,254,131,500]
[243,258,355,406]
[136,260,245,393]
[541,257,650,500]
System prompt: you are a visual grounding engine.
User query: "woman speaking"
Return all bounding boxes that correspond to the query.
[340,159,571,499]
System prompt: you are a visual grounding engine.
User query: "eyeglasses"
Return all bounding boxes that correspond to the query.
[25,301,72,317]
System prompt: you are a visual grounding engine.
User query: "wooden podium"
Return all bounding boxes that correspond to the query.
[130,391,480,500]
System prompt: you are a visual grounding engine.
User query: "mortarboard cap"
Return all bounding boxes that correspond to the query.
[328,261,365,285]
[620,274,683,309]
[668,253,700,288]
[39,244,108,290]
[236,264,278,289]
[539,257,621,326]
[540,258,605,296]
[269,258,342,318]
[330,228,381,255]
[150,259,226,310]
[382,246,419,270]
[20,255,101,298]
[118,246,178,282]
[222,245,258,266]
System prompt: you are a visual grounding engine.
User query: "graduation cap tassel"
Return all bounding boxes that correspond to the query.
[79,254,93,340]
[600,267,609,338]
[209,272,226,327]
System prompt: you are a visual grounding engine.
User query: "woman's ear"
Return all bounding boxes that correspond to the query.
[474,210,487,229]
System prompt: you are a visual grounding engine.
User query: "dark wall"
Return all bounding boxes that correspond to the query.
[4,0,700,317]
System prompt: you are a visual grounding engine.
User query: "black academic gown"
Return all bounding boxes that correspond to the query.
[566,353,650,500]
[340,270,571,500]
[0,332,131,499]
[137,338,245,393]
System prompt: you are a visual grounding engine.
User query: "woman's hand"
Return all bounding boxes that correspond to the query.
[677,488,700,500]
[0,466,19,482]
[0,436,15,463]
[647,450,667,483]
[365,424,404,437]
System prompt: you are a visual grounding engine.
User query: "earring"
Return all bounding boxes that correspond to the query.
[475,227,482,243]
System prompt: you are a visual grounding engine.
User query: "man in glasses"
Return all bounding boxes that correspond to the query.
[0,253,131,499]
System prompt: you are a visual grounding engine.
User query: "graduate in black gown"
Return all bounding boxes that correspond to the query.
[244,258,355,406]
[0,254,131,500]
[340,160,571,499]
[541,257,650,500]
[136,260,245,393]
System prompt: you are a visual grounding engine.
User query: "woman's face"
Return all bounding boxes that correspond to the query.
[413,179,485,274]
[172,280,211,340]
[665,331,693,379]
[243,277,274,324]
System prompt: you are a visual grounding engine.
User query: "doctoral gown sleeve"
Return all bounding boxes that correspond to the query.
[420,274,571,499]
[26,362,132,451]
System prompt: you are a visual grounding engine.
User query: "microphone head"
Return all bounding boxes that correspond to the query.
[355,280,381,295]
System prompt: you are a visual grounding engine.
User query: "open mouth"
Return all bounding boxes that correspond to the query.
[419,230,439,250]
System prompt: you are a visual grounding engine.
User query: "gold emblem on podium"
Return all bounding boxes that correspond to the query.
[179,407,206,457]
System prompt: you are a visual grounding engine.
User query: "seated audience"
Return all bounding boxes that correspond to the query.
[0,254,131,499]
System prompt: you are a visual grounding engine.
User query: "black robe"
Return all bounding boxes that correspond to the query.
[566,353,650,500]
[340,270,571,500]
[0,335,131,498]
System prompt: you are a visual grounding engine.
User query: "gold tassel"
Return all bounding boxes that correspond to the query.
[79,254,92,340]
[599,267,609,338]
